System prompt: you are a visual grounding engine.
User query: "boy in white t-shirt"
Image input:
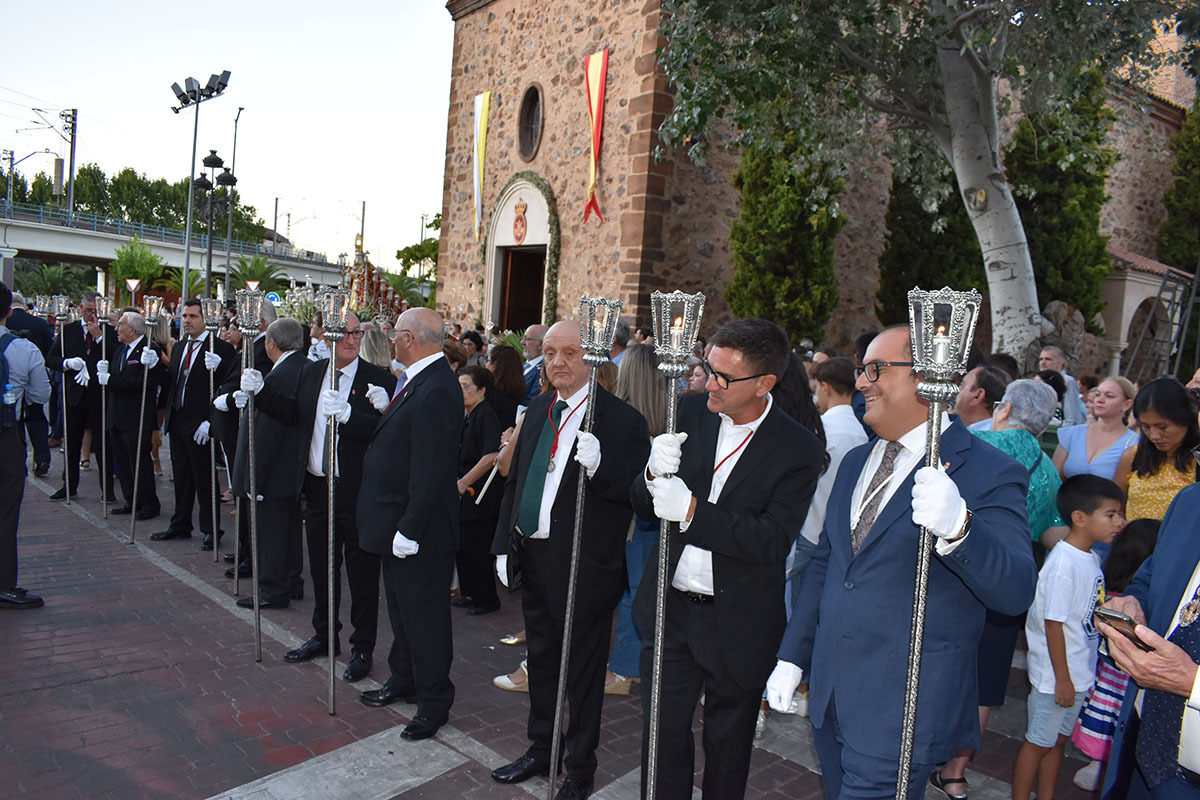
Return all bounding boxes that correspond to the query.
[1011,474,1125,800]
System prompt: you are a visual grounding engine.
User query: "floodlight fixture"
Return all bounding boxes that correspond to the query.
[184,77,201,101]
[171,82,189,106]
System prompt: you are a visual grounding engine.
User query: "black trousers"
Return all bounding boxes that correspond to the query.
[521,538,613,783]
[456,514,499,608]
[302,472,380,654]
[110,427,159,514]
[254,496,302,604]
[61,397,110,496]
[380,548,455,724]
[0,426,26,589]
[167,425,218,535]
[639,589,763,800]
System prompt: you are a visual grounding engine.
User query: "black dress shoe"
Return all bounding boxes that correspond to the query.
[492,756,549,784]
[400,715,444,741]
[33,463,49,477]
[111,504,133,515]
[554,777,594,800]
[136,508,160,521]
[359,683,416,707]
[450,595,473,608]
[342,652,372,682]
[224,562,252,579]
[104,494,118,503]
[236,594,288,610]
[223,552,236,564]
[199,531,225,551]
[290,583,304,601]
[0,587,44,610]
[150,529,192,541]
[49,488,68,501]
[284,637,339,663]
[468,599,501,615]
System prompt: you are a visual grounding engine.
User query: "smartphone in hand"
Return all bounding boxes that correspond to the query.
[1095,607,1156,652]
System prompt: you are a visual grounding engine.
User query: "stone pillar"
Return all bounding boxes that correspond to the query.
[1104,340,1127,376]
[0,246,16,288]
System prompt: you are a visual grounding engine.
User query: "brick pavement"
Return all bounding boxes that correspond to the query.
[1,448,1098,799]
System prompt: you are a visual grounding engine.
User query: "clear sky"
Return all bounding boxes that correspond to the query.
[0,0,454,275]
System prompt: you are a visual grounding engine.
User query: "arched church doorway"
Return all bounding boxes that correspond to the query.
[484,173,560,330]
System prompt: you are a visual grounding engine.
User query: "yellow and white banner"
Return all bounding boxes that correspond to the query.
[473,91,491,239]
[584,50,608,222]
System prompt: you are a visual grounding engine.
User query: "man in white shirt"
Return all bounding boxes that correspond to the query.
[520,323,548,405]
[1039,346,1086,425]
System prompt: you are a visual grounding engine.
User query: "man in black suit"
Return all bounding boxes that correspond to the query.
[490,320,650,800]
[155,298,238,547]
[99,311,166,519]
[46,291,117,501]
[632,318,823,800]
[233,317,307,609]
[6,292,53,476]
[356,307,462,742]
[250,311,395,680]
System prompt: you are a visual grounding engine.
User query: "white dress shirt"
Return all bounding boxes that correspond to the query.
[671,393,774,595]
[799,403,868,546]
[394,350,443,393]
[529,384,589,540]
[308,357,360,478]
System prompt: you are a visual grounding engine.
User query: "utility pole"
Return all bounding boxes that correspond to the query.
[360,200,366,243]
[60,109,77,224]
[273,197,279,256]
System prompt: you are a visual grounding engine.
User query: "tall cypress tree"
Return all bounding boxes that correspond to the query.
[1158,102,1200,273]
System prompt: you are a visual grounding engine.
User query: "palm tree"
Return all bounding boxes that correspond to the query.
[160,268,204,300]
[385,271,433,307]
[230,255,287,293]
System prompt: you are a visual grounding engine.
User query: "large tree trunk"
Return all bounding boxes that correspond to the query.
[938,44,1044,358]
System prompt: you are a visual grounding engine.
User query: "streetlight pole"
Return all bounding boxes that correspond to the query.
[171,71,230,337]
[200,150,224,299]
[222,107,244,302]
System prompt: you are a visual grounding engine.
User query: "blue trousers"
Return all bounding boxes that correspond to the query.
[608,517,658,678]
[812,695,937,800]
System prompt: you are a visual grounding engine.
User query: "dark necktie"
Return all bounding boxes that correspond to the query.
[851,440,902,553]
[516,399,569,537]
[116,344,129,372]
[1136,594,1200,786]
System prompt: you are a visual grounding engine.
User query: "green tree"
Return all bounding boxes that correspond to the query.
[230,255,287,293]
[396,213,441,279]
[657,0,1188,355]
[109,237,166,305]
[1158,102,1200,272]
[13,262,98,299]
[160,268,204,299]
[876,178,984,326]
[726,132,845,344]
[1004,69,1117,329]
[384,271,434,308]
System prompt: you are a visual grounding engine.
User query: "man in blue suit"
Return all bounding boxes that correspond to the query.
[766,324,1037,799]
[520,324,547,406]
[1099,484,1200,799]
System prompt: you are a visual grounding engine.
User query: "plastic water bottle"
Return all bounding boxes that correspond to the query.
[2,383,15,407]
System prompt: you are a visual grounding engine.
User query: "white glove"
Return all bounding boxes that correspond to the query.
[911,466,968,540]
[96,360,109,375]
[649,432,688,478]
[766,660,805,714]
[240,369,264,395]
[649,475,693,523]
[73,369,90,387]
[63,356,86,372]
[233,391,250,409]
[392,531,420,558]
[365,383,390,413]
[574,431,601,478]
[203,351,222,371]
[320,389,351,423]
[140,347,159,368]
[97,372,110,386]
[213,393,229,413]
[193,421,211,445]
[496,554,509,588]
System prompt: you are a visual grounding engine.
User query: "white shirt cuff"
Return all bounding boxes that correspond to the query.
[934,503,970,556]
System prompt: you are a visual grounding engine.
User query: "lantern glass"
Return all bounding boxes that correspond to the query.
[318,288,352,334]
[235,289,264,332]
[577,294,623,354]
[650,290,705,365]
[144,295,165,323]
[906,287,981,378]
[97,296,112,321]
[200,298,223,328]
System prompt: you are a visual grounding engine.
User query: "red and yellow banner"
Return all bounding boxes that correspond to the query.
[584,49,608,222]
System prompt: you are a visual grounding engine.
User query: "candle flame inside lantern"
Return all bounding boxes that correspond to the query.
[670,317,683,349]
[937,325,946,335]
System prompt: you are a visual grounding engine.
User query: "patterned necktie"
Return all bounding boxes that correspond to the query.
[851,440,902,554]
[1136,594,1200,786]
[516,399,569,537]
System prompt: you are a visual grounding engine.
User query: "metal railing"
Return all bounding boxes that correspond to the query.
[1,199,333,268]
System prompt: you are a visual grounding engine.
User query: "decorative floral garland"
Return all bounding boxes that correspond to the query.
[478,170,561,325]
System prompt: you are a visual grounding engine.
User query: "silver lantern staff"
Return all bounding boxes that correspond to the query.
[97,295,113,519]
[236,288,266,662]
[50,295,72,505]
[895,286,981,800]
[646,290,705,800]
[318,286,352,716]
[200,298,224,564]
[546,295,622,800]
[131,295,166,544]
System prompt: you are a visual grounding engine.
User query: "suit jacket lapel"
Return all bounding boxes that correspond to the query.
[717,408,782,503]
[379,361,437,424]
[689,406,720,503]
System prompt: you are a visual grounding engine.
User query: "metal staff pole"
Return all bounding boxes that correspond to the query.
[318,287,351,715]
[645,291,705,800]
[97,296,113,519]
[546,296,623,800]
[894,287,981,800]
[131,296,165,544]
[51,296,72,506]
[236,288,266,662]
[201,299,224,563]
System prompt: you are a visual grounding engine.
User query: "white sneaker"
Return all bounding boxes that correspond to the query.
[793,690,809,718]
[493,659,529,692]
[1073,759,1102,791]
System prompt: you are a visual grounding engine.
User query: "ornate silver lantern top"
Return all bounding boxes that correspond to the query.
[96,296,113,322]
[235,289,264,335]
[906,286,982,403]
[650,290,706,378]
[35,295,50,319]
[200,298,224,331]
[318,287,352,342]
[143,295,166,324]
[577,294,623,368]
[50,294,70,322]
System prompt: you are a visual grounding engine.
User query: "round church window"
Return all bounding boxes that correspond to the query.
[518,84,543,162]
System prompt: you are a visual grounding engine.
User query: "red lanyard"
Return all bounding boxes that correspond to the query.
[548,394,587,460]
[714,430,754,475]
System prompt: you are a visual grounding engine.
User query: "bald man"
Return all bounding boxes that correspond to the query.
[356,307,463,742]
[521,323,549,405]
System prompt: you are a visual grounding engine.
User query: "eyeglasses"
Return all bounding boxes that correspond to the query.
[700,358,769,390]
[854,361,915,382]
[344,329,365,339]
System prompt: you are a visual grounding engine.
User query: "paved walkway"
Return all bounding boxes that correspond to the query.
[1,451,1098,799]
